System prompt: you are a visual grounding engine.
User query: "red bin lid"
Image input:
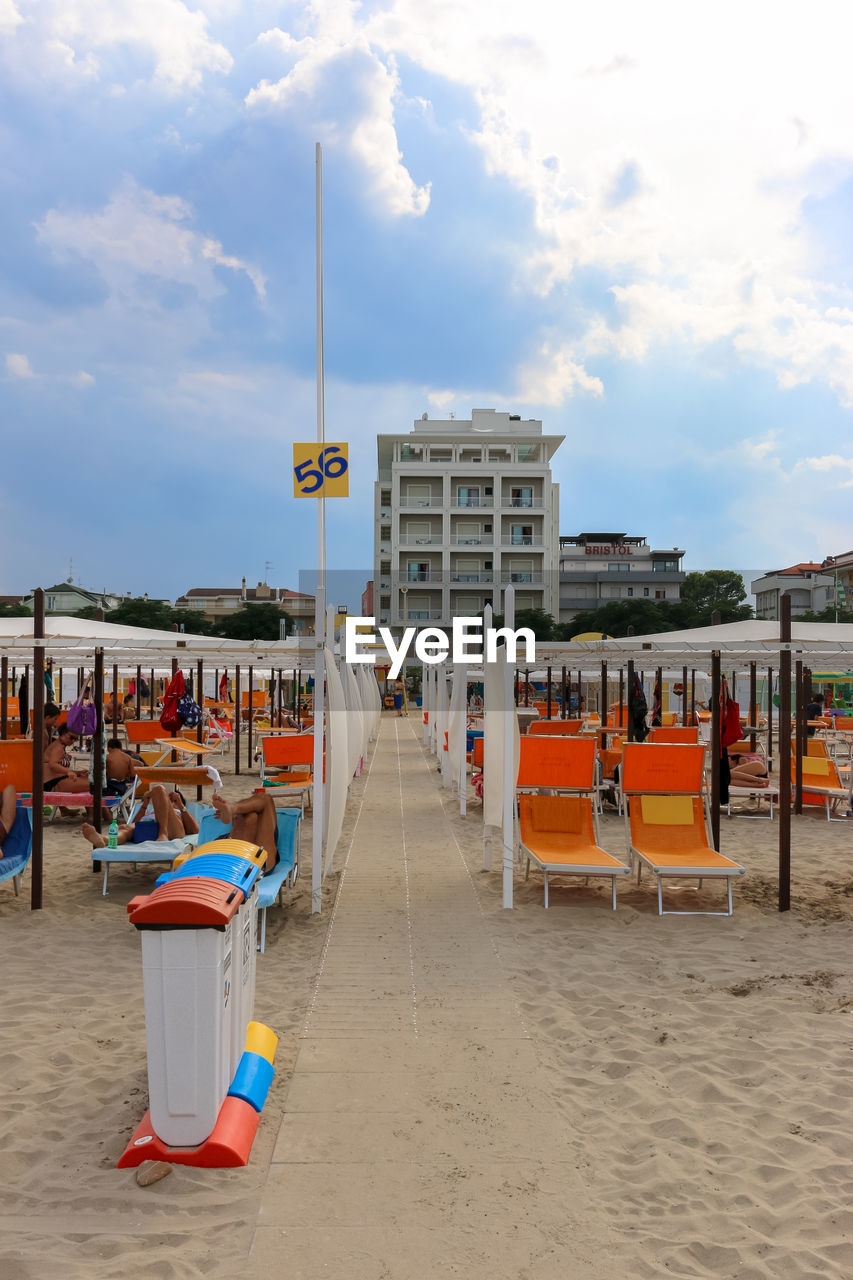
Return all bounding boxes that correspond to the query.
[127,878,242,929]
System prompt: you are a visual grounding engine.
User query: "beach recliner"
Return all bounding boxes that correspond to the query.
[648,726,699,744]
[94,800,212,895]
[518,793,629,908]
[0,805,33,896]
[620,743,745,916]
[528,718,584,736]
[794,751,851,821]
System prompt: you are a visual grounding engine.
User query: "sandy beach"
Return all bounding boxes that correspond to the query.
[1,717,852,1279]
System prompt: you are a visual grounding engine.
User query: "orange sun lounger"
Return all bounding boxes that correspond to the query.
[794,751,851,821]
[648,726,699,745]
[518,794,629,908]
[620,743,745,915]
[528,718,584,736]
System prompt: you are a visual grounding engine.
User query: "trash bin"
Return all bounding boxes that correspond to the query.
[156,849,262,1078]
[128,879,244,1147]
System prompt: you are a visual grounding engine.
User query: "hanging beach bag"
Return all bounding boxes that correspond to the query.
[160,670,185,732]
[177,692,202,728]
[67,675,98,737]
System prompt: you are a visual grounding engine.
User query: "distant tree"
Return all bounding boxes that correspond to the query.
[0,602,34,617]
[73,605,103,621]
[488,608,559,641]
[796,605,853,624]
[678,570,752,626]
[106,598,177,630]
[557,599,681,639]
[214,603,291,641]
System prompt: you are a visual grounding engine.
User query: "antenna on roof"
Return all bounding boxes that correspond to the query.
[67,557,73,585]
[264,560,274,583]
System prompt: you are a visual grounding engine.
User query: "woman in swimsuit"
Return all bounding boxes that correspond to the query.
[44,726,92,793]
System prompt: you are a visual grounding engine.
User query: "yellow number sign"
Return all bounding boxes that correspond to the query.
[292,443,349,497]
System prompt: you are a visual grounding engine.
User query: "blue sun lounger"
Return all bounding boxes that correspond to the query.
[196,809,302,952]
[93,801,213,896]
[1,805,33,896]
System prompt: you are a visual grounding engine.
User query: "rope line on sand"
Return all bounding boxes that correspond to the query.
[394,718,420,1037]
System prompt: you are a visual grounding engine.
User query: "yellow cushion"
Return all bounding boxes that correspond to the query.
[640,795,695,825]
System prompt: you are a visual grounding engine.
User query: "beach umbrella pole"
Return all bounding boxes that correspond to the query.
[31,589,45,910]
[778,596,792,911]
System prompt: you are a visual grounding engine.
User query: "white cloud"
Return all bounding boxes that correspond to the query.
[6,352,34,378]
[36,179,265,303]
[9,0,232,89]
[70,370,95,388]
[247,18,430,218]
[0,0,22,34]
[515,343,603,406]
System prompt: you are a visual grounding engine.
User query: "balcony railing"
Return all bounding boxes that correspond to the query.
[501,535,543,546]
[501,497,538,508]
[399,532,441,545]
[452,497,493,509]
[404,610,443,622]
[500,572,544,584]
[450,573,493,584]
[400,497,442,508]
[401,573,442,584]
[452,535,492,545]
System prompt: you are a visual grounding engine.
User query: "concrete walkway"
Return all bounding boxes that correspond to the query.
[249,717,614,1279]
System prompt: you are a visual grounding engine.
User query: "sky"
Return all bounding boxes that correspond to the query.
[2,0,853,609]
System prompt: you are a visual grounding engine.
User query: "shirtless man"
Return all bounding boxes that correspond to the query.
[0,784,16,854]
[43,703,62,752]
[82,785,199,847]
[211,791,279,873]
[44,725,92,794]
[105,737,137,796]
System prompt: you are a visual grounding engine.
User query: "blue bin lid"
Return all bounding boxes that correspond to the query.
[156,854,261,900]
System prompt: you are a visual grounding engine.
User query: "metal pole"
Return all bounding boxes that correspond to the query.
[150,669,155,719]
[112,663,119,738]
[546,666,552,719]
[502,585,516,908]
[600,661,607,728]
[794,658,804,815]
[235,665,241,775]
[710,650,721,851]
[248,664,254,772]
[1,655,7,739]
[524,669,530,706]
[691,669,695,725]
[618,669,624,726]
[682,664,688,726]
[31,590,45,910]
[626,660,635,742]
[312,140,327,915]
[778,596,792,911]
[196,658,204,802]
[749,662,757,751]
[135,665,142,719]
[561,666,567,719]
[767,666,774,772]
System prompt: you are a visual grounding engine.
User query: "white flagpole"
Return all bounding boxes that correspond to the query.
[312,141,326,915]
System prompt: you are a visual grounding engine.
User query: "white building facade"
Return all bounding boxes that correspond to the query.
[375,409,564,630]
[751,563,834,619]
[558,533,686,624]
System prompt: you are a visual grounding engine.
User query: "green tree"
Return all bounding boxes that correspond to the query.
[106,598,177,630]
[488,608,559,641]
[0,602,34,617]
[214,603,291,641]
[678,570,752,626]
[557,599,681,639]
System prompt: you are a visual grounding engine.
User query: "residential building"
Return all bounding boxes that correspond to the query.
[558,533,686,624]
[752,563,835,619]
[821,551,853,614]
[361,580,374,616]
[174,580,315,634]
[375,409,563,630]
[20,581,124,614]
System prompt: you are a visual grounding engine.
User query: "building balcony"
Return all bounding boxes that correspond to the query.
[451,498,494,509]
[500,572,544,584]
[400,497,443,508]
[501,498,542,508]
[400,573,443,585]
[501,535,543,547]
[452,535,493,546]
[450,573,493,584]
[404,609,444,622]
[399,532,441,545]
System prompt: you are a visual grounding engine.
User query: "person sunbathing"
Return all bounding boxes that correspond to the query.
[105,737,138,796]
[44,726,92,793]
[729,753,770,788]
[211,791,279,873]
[81,785,198,848]
[0,783,16,854]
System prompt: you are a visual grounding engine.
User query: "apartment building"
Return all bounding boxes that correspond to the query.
[751,563,835,619]
[374,409,563,630]
[174,580,315,633]
[558,533,686,624]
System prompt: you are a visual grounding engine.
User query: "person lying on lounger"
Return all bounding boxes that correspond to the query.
[44,725,92,793]
[211,791,279,873]
[81,785,199,848]
[0,783,16,854]
[728,752,770,788]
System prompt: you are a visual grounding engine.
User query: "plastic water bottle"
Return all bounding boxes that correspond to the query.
[108,818,119,850]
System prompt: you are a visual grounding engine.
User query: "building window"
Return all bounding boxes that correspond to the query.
[627,587,633,597]
[655,589,665,599]
[643,587,649,597]
[457,486,480,507]
[608,563,624,573]
[516,445,539,462]
[510,524,534,545]
[408,562,431,582]
[509,486,533,507]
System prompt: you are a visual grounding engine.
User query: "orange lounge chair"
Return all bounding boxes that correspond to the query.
[259,734,315,780]
[528,718,583,736]
[649,726,699,744]
[0,739,121,820]
[518,794,629,909]
[620,743,745,915]
[517,734,600,793]
[794,752,851,821]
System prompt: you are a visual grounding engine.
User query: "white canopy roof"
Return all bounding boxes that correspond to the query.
[0,616,317,667]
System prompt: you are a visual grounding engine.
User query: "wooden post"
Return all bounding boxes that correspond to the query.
[767,666,774,772]
[135,665,142,719]
[524,669,530,707]
[710,649,721,851]
[514,670,519,706]
[655,665,662,725]
[682,664,688,726]
[31,590,45,910]
[690,670,696,725]
[748,662,757,751]
[778,597,792,911]
[1,655,7,738]
[560,666,567,719]
[57,665,62,706]
[600,661,607,728]
[150,669,155,719]
[546,666,552,720]
[293,667,299,726]
[112,663,119,738]
[235,666,241,776]
[618,669,624,726]
[626,660,635,742]
[92,647,104,835]
[170,658,178,762]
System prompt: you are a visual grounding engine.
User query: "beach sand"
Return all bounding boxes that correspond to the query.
[1,724,852,1279]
